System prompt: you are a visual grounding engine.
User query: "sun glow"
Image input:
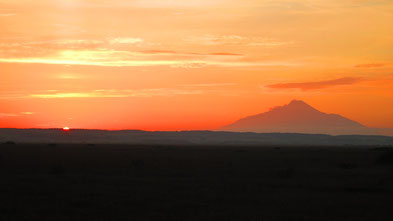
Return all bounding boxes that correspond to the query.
[62,127,70,131]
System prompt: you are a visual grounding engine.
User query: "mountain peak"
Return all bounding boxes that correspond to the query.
[286,99,314,109]
[288,99,307,106]
[220,100,374,135]
[273,99,317,113]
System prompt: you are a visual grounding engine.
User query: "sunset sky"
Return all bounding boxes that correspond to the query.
[0,0,392,130]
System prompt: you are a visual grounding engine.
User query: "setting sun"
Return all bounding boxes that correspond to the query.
[62,127,70,131]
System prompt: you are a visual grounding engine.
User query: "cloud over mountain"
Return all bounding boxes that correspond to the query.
[265,77,362,90]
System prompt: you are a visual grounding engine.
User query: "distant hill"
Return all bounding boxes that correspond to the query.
[1,129,393,146]
[220,100,378,135]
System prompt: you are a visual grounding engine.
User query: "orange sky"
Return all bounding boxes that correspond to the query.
[0,0,392,130]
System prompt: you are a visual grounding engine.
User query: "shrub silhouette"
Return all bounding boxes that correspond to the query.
[5,141,15,145]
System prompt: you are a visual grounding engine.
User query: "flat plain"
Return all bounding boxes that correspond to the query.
[1,143,393,221]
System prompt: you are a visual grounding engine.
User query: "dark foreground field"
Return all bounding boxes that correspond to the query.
[1,143,393,221]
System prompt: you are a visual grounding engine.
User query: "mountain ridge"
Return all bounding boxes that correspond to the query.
[1,128,392,146]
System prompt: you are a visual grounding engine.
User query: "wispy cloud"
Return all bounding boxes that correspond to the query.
[55,73,85,80]
[141,50,178,54]
[253,0,393,10]
[0,49,298,68]
[180,83,237,87]
[29,88,204,99]
[0,38,141,54]
[265,77,363,90]
[0,113,19,118]
[128,0,226,8]
[0,35,299,68]
[26,39,105,46]
[185,35,294,47]
[0,38,243,58]
[185,35,246,45]
[1,85,241,100]
[0,111,33,117]
[355,63,389,68]
[109,38,144,45]
[21,112,34,115]
[208,53,242,56]
[0,13,17,17]
[6,0,391,9]
[141,50,243,56]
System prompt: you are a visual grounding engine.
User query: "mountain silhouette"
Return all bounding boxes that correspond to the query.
[220,100,377,135]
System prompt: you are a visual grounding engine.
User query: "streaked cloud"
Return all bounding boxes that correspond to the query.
[29,88,204,99]
[0,13,16,17]
[141,50,243,56]
[185,35,294,47]
[0,38,243,59]
[5,0,391,9]
[265,77,363,91]
[0,113,19,117]
[1,85,238,100]
[208,53,242,56]
[0,111,33,118]
[141,50,177,54]
[0,49,298,68]
[185,35,246,45]
[109,38,144,45]
[21,112,34,115]
[1,38,136,51]
[355,63,389,68]
[27,39,104,46]
[252,0,393,10]
[125,0,226,8]
[56,73,85,80]
[0,37,298,68]
[180,83,237,87]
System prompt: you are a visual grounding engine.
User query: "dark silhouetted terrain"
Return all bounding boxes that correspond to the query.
[1,129,393,220]
[1,143,393,220]
[221,100,380,135]
[1,128,393,146]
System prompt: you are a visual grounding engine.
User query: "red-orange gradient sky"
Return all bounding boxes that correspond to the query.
[0,0,392,130]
